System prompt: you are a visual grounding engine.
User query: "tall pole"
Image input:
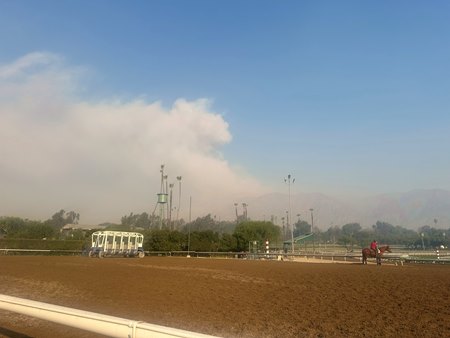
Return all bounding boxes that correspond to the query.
[187,196,192,257]
[158,165,166,229]
[164,175,169,221]
[234,203,238,222]
[285,174,295,253]
[160,165,165,193]
[176,176,182,221]
[189,196,192,222]
[169,183,174,230]
[310,208,314,253]
[286,210,289,232]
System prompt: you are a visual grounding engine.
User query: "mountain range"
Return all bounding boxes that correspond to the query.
[243,189,450,231]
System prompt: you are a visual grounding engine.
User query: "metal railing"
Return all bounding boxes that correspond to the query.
[0,294,218,338]
[1,248,448,264]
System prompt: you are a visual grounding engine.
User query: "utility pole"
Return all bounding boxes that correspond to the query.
[164,175,169,221]
[310,208,314,253]
[169,183,174,230]
[285,174,295,253]
[187,196,192,257]
[176,176,182,221]
[157,164,168,229]
[242,203,248,221]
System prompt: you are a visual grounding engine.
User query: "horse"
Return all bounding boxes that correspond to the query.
[361,245,391,265]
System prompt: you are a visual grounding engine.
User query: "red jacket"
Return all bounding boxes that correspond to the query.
[370,242,378,250]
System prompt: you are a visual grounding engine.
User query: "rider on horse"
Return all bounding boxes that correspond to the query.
[370,240,379,256]
[362,241,390,265]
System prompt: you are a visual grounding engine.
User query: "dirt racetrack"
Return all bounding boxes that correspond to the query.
[0,256,449,338]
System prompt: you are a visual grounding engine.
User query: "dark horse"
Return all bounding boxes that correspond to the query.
[362,245,391,265]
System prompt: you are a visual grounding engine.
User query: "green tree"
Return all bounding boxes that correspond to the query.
[189,230,220,252]
[323,225,342,244]
[342,223,361,236]
[121,212,163,230]
[354,228,374,247]
[0,217,57,239]
[0,217,26,237]
[20,222,56,239]
[64,228,88,240]
[215,220,236,234]
[293,220,311,237]
[45,210,80,229]
[233,221,281,251]
[65,211,80,224]
[339,223,361,248]
[372,221,396,241]
[418,225,450,249]
[144,229,185,251]
[220,233,237,251]
[185,214,217,232]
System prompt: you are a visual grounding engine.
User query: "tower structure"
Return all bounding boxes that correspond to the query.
[157,164,168,229]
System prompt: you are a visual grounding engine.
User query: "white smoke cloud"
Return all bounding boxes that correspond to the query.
[0,52,267,224]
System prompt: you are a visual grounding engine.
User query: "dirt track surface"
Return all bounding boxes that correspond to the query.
[0,256,449,338]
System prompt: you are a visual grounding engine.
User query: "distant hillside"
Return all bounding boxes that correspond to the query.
[358,189,450,229]
[244,189,450,230]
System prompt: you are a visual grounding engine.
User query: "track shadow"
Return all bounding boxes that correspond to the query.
[0,327,33,338]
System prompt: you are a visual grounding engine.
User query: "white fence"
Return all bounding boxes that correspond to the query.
[0,294,218,338]
[1,248,449,264]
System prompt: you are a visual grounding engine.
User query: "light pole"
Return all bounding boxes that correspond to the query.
[242,203,248,221]
[169,183,174,230]
[309,208,315,253]
[187,196,192,257]
[176,176,182,221]
[164,175,169,221]
[421,232,425,250]
[284,174,295,253]
[158,164,168,229]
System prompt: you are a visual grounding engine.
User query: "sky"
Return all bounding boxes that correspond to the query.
[1,1,450,224]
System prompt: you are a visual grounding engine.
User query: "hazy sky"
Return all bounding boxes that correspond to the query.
[1,1,449,224]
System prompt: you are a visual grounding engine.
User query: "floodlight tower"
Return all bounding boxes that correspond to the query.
[309,208,315,253]
[157,165,168,229]
[284,174,295,253]
[169,183,174,230]
[164,174,169,220]
[176,176,182,221]
[242,203,248,221]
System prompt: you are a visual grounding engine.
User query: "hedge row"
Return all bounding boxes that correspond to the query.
[0,238,87,251]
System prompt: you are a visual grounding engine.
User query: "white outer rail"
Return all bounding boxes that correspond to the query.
[0,294,218,338]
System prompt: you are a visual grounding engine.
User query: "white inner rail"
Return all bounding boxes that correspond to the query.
[0,294,219,338]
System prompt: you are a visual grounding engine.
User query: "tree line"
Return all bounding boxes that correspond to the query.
[0,211,448,251]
